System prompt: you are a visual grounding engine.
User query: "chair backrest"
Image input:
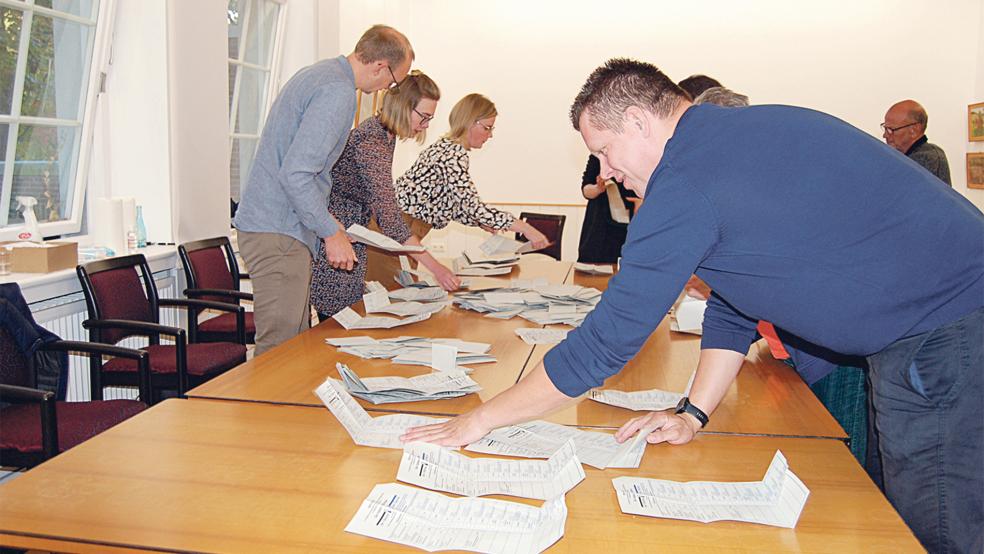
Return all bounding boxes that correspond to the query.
[0,322,32,388]
[516,212,566,261]
[178,237,241,304]
[77,254,158,344]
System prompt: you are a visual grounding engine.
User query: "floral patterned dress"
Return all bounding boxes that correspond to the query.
[394,137,515,231]
[309,116,411,317]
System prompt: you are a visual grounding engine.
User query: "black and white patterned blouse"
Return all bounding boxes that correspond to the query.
[394,137,515,231]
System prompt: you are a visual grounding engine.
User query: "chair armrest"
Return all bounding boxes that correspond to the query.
[239,273,250,280]
[160,298,244,314]
[182,288,253,302]
[83,318,185,340]
[41,341,153,403]
[0,384,58,458]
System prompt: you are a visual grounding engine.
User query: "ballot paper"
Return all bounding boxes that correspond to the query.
[453,256,516,277]
[514,328,569,345]
[332,306,432,330]
[313,378,446,448]
[612,450,810,528]
[605,180,632,224]
[389,286,447,302]
[588,371,696,412]
[363,289,449,317]
[671,295,707,335]
[347,223,426,252]
[466,420,650,470]
[453,282,602,327]
[345,483,567,554]
[573,262,615,275]
[337,363,480,404]
[478,235,540,256]
[398,440,585,500]
[326,336,495,370]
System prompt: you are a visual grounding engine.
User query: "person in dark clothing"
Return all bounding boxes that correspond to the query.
[576,155,638,263]
[882,99,951,186]
[677,74,722,101]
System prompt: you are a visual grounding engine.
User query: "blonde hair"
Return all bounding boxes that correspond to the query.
[353,24,414,68]
[379,71,440,143]
[445,93,497,149]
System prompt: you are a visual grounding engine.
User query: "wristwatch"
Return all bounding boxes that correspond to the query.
[675,397,709,428]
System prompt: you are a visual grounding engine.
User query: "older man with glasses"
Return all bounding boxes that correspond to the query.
[882,99,952,186]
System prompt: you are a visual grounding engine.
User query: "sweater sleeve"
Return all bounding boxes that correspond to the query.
[544,175,719,396]
[700,292,759,353]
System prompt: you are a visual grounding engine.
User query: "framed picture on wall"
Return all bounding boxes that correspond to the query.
[970,102,984,142]
[968,153,984,189]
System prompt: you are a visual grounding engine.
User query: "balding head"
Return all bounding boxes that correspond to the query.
[882,99,928,153]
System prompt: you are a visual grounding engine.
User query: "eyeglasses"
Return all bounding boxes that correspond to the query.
[413,108,434,123]
[880,122,918,134]
[475,121,495,132]
[386,65,400,90]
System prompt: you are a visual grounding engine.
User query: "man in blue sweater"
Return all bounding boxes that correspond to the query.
[405,59,983,553]
[235,25,413,355]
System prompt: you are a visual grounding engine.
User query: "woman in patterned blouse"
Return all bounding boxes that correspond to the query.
[393,94,550,245]
[310,71,460,321]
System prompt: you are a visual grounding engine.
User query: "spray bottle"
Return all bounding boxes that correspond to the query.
[15,196,43,243]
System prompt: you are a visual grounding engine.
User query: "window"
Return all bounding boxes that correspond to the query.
[227,0,284,205]
[0,0,109,239]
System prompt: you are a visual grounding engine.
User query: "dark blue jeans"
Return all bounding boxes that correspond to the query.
[867,308,983,554]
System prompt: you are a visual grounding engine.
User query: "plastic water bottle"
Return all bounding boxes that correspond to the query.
[136,206,148,248]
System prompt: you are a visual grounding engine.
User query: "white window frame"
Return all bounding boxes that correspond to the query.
[0,0,116,240]
[228,0,286,199]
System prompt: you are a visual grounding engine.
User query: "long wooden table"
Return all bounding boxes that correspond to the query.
[187,259,572,415]
[0,398,920,553]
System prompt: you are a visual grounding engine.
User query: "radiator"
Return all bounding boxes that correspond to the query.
[31,273,181,402]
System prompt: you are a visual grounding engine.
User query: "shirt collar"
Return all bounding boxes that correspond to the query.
[905,134,928,156]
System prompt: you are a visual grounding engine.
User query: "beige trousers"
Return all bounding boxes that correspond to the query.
[364,213,433,287]
[238,231,312,356]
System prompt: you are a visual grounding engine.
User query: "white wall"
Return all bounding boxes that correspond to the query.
[330,0,984,212]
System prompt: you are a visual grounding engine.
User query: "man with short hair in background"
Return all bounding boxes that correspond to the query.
[235,25,413,355]
[882,99,951,186]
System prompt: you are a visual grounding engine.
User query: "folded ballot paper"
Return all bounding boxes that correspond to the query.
[612,450,810,528]
[326,336,496,372]
[332,306,432,330]
[587,371,696,412]
[363,288,449,318]
[345,483,567,554]
[466,420,653,470]
[346,223,425,253]
[477,234,541,256]
[314,377,446,449]
[671,295,707,335]
[398,440,585,500]
[573,262,615,276]
[336,362,481,404]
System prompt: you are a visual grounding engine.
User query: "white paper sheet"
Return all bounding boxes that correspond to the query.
[313,378,447,448]
[337,363,480,404]
[332,306,432,330]
[612,450,810,528]
[572,262,615,275]
[431,343,458,372]
[671,295,707,335]
[398,439,585,500]
[345,483,567,554]
[347,223,426,252]
[587,388,683,412]
[514,328,569,345]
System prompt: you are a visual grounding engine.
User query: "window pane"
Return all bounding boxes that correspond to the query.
[0,123,9,186]
[234,67,267,134]
[20,14,92,120]
[228,62,238,112]
[9,124,78,224]
[230,137,257,202]
[35,0,98,20]
[0,7,24,115]
[242,0,278,67]
[227,0,242,60]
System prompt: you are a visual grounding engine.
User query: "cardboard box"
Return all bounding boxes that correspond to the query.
[0,241,79,273]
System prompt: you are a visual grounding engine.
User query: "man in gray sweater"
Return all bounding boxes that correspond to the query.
[882,99,951,186]
[235,25,413,355]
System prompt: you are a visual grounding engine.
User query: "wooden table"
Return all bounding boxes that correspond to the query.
[187,259,572,415]
[0,398,919,553]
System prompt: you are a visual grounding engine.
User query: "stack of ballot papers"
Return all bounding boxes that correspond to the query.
[671,295,707,335]
[453,281,603,327]
[477,234,541,256]
[326,336,496,371]
[337,362,481,404]
[612,450,810,528]
[346,483,567,554]
[332,306,433,330]
[573,262,614,275]
[362,287,448,318]
[515,327,569,345]
[346,223,425,253]
[398,440,585,500]
[587,372,695,412]
[466,419,652,470]
[314,378,447,448]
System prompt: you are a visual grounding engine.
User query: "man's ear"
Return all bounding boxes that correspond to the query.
[624,106,650,137]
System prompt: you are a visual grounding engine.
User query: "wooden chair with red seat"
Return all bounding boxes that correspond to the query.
[0,300,149,468]
[178,236,255,344]
[514,212,566,261]
[77,254,247,401]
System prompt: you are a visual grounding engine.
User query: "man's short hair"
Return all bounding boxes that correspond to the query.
[353,24,414,68]
[379,70,440,144]
[569,58,688,132]
[694,87,749,107]
[446,93,497,148]
[908,105,929,130]
[677,74,723,101]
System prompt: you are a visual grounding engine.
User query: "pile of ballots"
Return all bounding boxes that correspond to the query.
[453,278,603,327]
[336,362,481,404]
[326,335,496,373]
[450,234,541,277]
